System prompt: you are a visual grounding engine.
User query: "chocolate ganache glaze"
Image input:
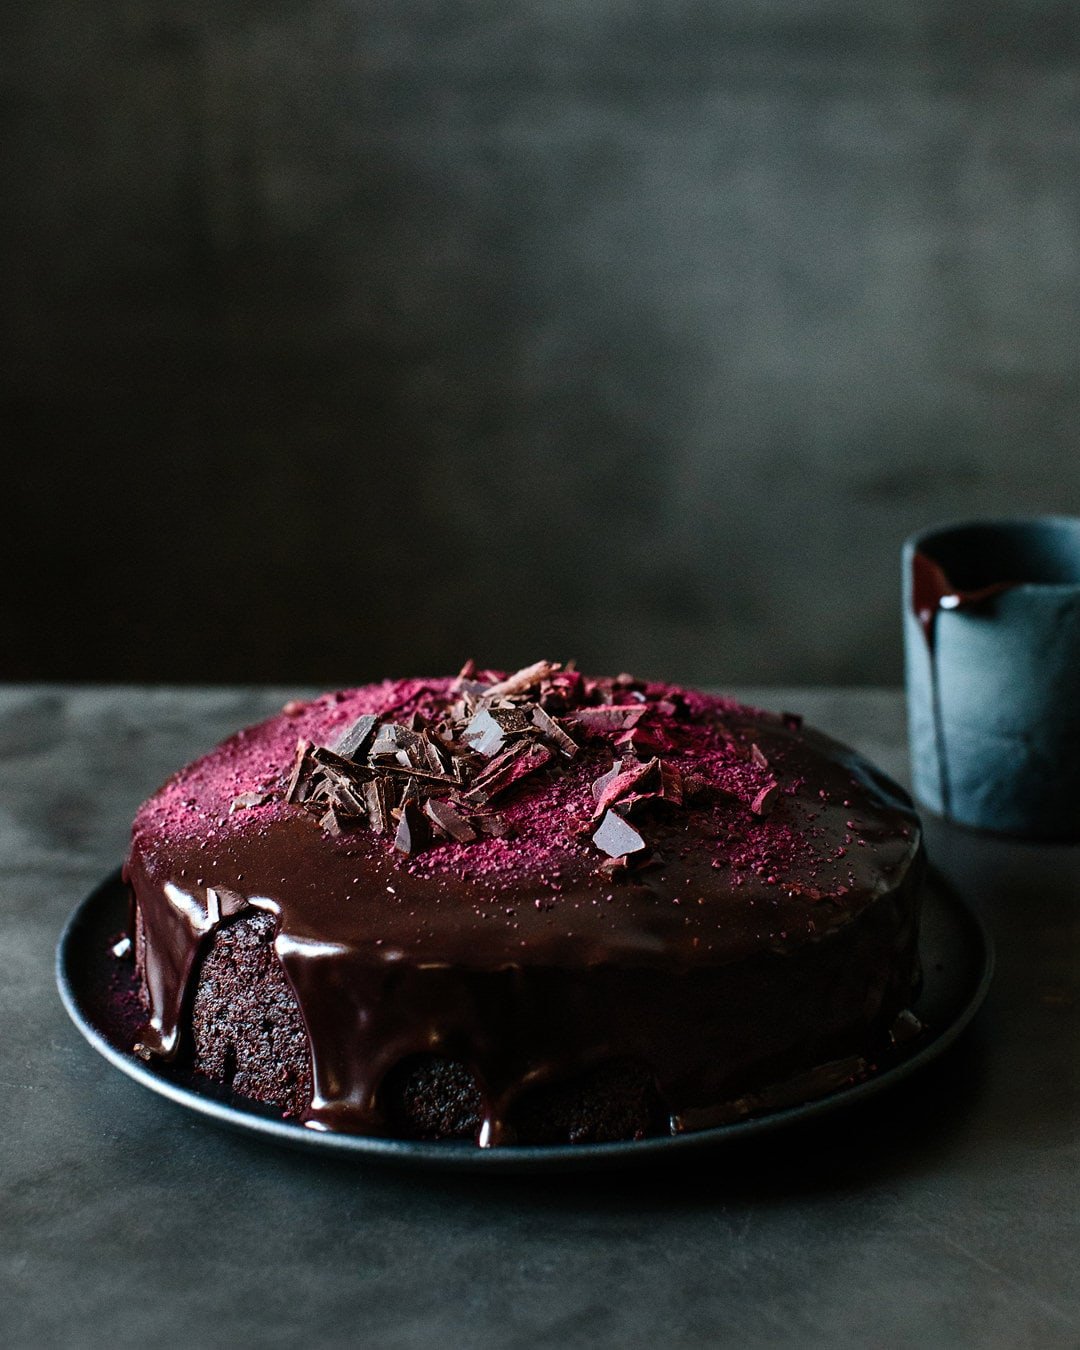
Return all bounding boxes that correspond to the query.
[124,664,924,1145]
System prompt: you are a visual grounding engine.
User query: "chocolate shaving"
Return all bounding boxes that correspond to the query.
[529,706,579,758]
[329,780,368,818]
[421,735,447,775]
[319,807,346,837]
[424,798,477,843]
[309,745,366,777]
[394,802,428,854]
[363,777,394,834]
[369,728,401,760]
[489,706,535,734]
[284,739,315,803]
[593,757,660,818]
[463,739,553,805]
[567,706,645,735]
[479,660,562,701]
[750,743,770,770]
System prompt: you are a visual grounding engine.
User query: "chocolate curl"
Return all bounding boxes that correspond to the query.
[480,660,562,701]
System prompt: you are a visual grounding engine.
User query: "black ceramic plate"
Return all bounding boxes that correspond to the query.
[56,868,992,1173]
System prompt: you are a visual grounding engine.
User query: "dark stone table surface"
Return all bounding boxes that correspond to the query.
[2,686,1078,1347]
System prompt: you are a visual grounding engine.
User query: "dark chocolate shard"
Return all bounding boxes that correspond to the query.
[750,743,770,770]
[567,706,645,735]
[465,739,554,803]
[328,780,368,818]
[317,758,373,792]
[750,782,780,817]
[424,797,477,843]
[369,728,401,760]
[530,705,580,758]
[462,707,507,757]
[319,807,345,837]
[205,887,247,925]
[330,713,378,761]
[394,801,429,855]
[421,734,447,775]
[592,810,647,858]
[366,763,460,787]
[363,777,394,834]
[284,739,315,803]
[309,745,364,777]
[593,757,660,818]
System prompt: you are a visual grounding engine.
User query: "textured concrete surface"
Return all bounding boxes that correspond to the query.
[3,4,1080,685]
[1,685,1078,1347]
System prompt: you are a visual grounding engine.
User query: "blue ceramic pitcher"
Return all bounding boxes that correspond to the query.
[903,516,1080,840]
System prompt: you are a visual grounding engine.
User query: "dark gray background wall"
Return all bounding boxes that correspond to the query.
[4,2,1079,686]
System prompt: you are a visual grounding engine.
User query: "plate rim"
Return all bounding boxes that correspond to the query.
[56,867,994,1172]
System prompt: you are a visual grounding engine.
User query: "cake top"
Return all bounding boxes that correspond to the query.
[129,662,920,971]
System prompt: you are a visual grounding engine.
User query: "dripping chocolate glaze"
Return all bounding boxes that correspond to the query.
[911,550,1014,651]
[123,668,923,1143]
[910,552,1015,814]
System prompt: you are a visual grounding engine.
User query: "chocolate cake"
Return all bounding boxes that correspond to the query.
[123,662,925,1146]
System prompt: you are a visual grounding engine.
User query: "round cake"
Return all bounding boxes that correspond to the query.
[123,662,925,1146]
